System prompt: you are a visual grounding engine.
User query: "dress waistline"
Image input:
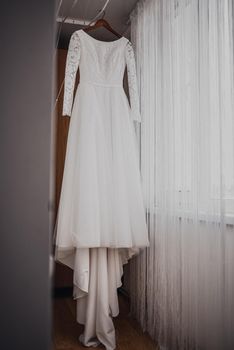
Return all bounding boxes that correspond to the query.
[79,80,122,88]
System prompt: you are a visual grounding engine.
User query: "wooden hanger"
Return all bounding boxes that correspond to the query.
[83,12,122,38]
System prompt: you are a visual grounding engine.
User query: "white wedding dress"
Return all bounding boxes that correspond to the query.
[53,29,149,349]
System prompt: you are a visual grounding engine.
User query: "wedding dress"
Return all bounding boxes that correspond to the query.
[53,29,149,350]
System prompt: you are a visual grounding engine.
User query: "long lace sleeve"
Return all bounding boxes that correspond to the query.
[125,41,141,122]
[62,31,81,117]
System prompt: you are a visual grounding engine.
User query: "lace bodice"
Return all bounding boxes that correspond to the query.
[62,29,141,122]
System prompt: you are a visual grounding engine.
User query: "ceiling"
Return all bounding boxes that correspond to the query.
[57,0,139,49]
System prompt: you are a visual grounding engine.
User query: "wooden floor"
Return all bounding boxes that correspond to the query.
[52,292,158,350]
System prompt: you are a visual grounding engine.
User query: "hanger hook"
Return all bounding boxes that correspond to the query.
[101,10,106,19]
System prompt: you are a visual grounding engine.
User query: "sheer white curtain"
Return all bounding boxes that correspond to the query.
[130,0,234,349]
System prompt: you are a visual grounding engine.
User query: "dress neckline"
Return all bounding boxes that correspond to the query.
[79,29,126,45]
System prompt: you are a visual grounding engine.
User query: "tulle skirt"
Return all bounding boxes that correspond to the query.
[54,81,149,253]
[53,81,149,348]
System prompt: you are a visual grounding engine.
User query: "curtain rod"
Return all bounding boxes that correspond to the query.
[57,16,91,26]
[56,0,111,26]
